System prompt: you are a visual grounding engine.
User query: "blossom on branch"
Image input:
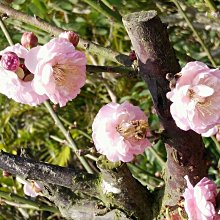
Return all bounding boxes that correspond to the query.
[92,101,151,162]
[25,38,86,107]
[167,61,220,135]
[17,177,42,197]
[183,175,220,220]
[0,44,48,105]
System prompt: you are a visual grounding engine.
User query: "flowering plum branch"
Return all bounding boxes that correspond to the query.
[0,2,219,219]
[0,3,132,66]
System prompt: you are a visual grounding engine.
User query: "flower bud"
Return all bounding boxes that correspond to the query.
[21,32,38,49]
[1,51,20,71]
[3,170,11,177]
[59,31,79,47]
[129,50,137,61]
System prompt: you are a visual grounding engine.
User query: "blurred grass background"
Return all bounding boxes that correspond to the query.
[0,0,219,219]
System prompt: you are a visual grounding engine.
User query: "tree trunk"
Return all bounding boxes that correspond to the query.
[123,10,207,212]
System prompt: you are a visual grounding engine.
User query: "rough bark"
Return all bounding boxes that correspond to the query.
[0,151,98,195]
[123,10,207,211]
[97,157,153,219]
[0,152,153,219]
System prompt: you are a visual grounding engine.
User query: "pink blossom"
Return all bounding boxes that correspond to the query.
[23,181,42,197]
[17,177,42,197]
[92,101,151,162]
[167,61,220,135]
[0,44,48,106]
[183,175,219,220]
[25,38,86,107]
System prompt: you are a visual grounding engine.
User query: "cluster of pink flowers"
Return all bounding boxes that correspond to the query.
[167,61,220,136]
[92,101,151,162]
[0,31,86,107]
[183,176,220,220]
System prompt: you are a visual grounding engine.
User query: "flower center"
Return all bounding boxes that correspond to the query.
[116,120,148,140]
[53,64,67,86]
[188,88,206,104]
[188,88,212,116]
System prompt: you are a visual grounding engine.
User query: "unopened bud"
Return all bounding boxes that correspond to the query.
[59,31,79,47]
[1,51,20,71]
[3,170,11,177]
[129,50,137,61]
[21,32,38,49]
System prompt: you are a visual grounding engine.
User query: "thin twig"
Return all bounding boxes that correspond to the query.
[0,17,13,45]
[148,141,166,168]
[210,136,220,155]
[86,65,135,75]
[127,163,163,182]
[44,101,94,174]
[49,135,98,161]
[172,0,217,67]
[82,0,122,25]
[0,3,131,66]
[204,0,218,13]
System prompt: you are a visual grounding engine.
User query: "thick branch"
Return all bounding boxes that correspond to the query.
[123,11,207,210]
[0,151,98,195]
[0,3,131,66]
[0,152,154,219]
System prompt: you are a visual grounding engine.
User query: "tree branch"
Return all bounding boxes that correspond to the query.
[86,65,136,75]
[82,0,122,25]
[44,101,94,174]
[123,11,207,212]
[0,151,154,219]
[0,151,98,194]
[0,3,131,66]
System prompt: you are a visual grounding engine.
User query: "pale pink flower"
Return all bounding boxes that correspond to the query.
[25,38,86,107]
[92,101,151,162]
[183,175,219,220]
[0,44,48,106]
[167,61,220,135]
[17,177,42,197]
[23,181,42,197]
